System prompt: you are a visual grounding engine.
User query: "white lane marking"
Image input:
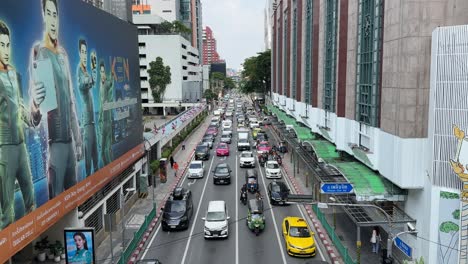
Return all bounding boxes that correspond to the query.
[187,179,197,186]
[256,156,288,264]
[280,172,326,261]
[235,155,239,264]
[180,156,216,264]
[141,223,162,259]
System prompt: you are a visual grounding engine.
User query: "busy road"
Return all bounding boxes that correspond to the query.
[139,96,330,264]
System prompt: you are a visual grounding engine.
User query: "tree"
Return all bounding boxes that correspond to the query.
[172,20,191,35]
[224,77,236,90]
[240,50,271,96]
[439,221,459,263]
[148,57,171,103]
[203,89,217,102]
[210,72,225,92]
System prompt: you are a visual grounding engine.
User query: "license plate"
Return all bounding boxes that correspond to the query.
[213,234,218,237]
[170,225,176,228]
[220,180,224,183]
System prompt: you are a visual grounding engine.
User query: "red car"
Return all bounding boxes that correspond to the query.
[206,127,218,137]
[257,141,271,154]
[216,143,230,156]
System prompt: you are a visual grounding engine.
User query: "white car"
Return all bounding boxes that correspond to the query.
[188,160,205,178]
[239,151,255,168]
[226,111,233,117]
[265,160,282,179]
[203,201,230,239]
[222,126,232,138]
[249,121,260,129]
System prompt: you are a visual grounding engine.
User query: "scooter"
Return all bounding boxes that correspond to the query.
[276,155,283,166]
[240,190,247,205]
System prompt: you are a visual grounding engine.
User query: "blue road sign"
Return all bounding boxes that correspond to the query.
[395,237,412,258]
[320,183,353,194]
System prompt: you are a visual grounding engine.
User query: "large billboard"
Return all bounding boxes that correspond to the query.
[0,0,143,261]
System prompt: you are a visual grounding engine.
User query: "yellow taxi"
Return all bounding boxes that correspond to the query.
[282,217,316,257]
[252,127,263,139]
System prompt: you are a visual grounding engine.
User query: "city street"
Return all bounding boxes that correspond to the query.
[139,112,330,264]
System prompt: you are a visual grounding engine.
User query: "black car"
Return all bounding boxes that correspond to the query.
[161,187,194,231]
[213,163,232,184]
[257,132,268,142]
[204,133,215,143]
[195,143,210,160]
[202,136,214,149]
[267,181,290,205]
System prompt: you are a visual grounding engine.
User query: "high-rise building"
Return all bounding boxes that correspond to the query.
[148,0,180,21]
[202,26,223,65]
[83,0,133,22]
[270,1,468,263]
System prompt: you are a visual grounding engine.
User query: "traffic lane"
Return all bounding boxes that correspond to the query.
[141,147,216,263]
[180,147,238,264]
[254,152,325,263]
[236,156,287,264]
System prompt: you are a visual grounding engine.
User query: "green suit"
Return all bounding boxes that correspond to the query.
[98,77,114,165]
[0,69,36,230]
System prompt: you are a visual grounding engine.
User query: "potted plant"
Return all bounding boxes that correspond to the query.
[34,236,49,262]
[50,241,63,262]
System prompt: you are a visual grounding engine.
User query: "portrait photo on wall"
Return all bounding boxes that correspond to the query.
[64,228,95,264]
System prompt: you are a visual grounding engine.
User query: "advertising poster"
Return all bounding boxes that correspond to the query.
[0,0,143,261]
[64,228,96,264]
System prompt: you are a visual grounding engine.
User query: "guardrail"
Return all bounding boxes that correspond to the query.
[119,207,157,264]
[312,204,357,264]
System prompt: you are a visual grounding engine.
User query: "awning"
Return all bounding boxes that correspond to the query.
[268,104,407,202]
[267,105,315,141]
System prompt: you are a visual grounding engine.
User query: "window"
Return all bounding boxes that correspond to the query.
[139,54,146,58]
[292,0,298,101]
[304,0,313,105]
[182,44,187,49]
[182,55,187,59]
[283,11,288,96]
[162,10,172,13]
[355,0,383,127]
[182,66,188,70]
[323,0,337,113]
[183,76,188,80]
[358,123,371,151]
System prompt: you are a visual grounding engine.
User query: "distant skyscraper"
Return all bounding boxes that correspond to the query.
[83,0,133,22]
[203,26,223,65]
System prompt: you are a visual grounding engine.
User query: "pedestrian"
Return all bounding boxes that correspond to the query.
[182,141,186,150]
[169,156,174,169]
[173,162,179,177]
[370,226,381,253]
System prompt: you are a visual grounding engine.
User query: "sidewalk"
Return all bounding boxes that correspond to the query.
[267,121,381,264]
[96,114,211,264]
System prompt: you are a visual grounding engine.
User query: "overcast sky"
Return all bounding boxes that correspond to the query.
[202,0,266,71]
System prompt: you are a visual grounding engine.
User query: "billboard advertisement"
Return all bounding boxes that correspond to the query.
[0,0,143,261]
[64,228,96,264]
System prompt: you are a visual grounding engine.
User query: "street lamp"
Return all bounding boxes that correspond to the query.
[329,197,337,230]
[144,139,156,210]
[121,187,136,248]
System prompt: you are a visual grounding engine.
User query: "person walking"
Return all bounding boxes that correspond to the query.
[182,141,186,150]
[370,226,381,253]
[169,156,174,169]
[173,162,179,177]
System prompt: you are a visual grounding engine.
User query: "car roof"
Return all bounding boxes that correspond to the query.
[241,151,253,155]
[285,217,309,227]
[216,163,229,168]
[266,160,278,164]
[208,200,225,211]
[197,143,209,147]
[191,160,203,165]
[270,181,287,189]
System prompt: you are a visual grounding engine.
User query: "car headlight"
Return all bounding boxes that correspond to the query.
[222,225,228,231]
[288,242,301,250]
[180,216,188,222]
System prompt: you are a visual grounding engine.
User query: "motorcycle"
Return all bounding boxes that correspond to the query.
[240,190,247,205]
[259,155,266,167]
[276,155,283,166]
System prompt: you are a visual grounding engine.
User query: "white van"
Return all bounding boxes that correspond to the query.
[202,201,230,239]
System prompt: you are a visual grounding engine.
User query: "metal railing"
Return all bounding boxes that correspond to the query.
[312,204,357,264]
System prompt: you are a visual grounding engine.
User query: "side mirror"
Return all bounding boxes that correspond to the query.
[229,170,232,172]
[283,231,287,236]
[201,217,206,221]
[160,207,164,211]
[227,216,231,220]
[311,232,315,236]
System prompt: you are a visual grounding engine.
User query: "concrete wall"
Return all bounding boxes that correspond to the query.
[149,0,180,22]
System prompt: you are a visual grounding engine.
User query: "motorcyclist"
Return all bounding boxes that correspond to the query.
[255,190,263,200]
[241,184,247,194]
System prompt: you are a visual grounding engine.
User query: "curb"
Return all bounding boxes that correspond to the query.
[272,137,342,264]
[128,118,209,263]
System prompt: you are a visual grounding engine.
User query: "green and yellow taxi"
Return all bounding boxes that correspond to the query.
[282,217,316,257]
[252,127,263,140]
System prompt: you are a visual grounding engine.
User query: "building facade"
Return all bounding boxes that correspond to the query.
[134,13,202,114]
[270,0,468,263]
[203,26,223,65]
[83,0,133,21]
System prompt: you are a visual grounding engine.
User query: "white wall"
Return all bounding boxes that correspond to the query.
[138,35,201,103]
[149,0,179,22]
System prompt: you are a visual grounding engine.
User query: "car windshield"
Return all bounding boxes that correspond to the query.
[206,211,226,221]
[267,163,279,169]
[241,153,253,158]
[190,163,202,169]
[222,134,229,138]
[239,139,248,143]
[215,166,229,173]
[259,143,269,148]
[251,214,263,220]
[218,144,227,149]
[289,227,311,237]
[196,146,207,152]
[165,200,186,213]
[203,137,211,142]
[272,185,282,192]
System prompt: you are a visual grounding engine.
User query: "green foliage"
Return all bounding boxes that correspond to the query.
[224,77,236,89]
[148,57,171,103]
[172,20,191,34]
[150,160,160,174]
[203,89,218,102]
[452,209,460,220]
[440,191,460,199]
[439,221,459,233]
[210,72,226,80]
[240,50,271,95]
[156,21,191,35]
[158,21,173,33]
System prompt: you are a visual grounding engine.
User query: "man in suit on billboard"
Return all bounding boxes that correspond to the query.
[30,0,83,199]
[0,21,36,229]
[98,59,116,166]
[77,39,98,175]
